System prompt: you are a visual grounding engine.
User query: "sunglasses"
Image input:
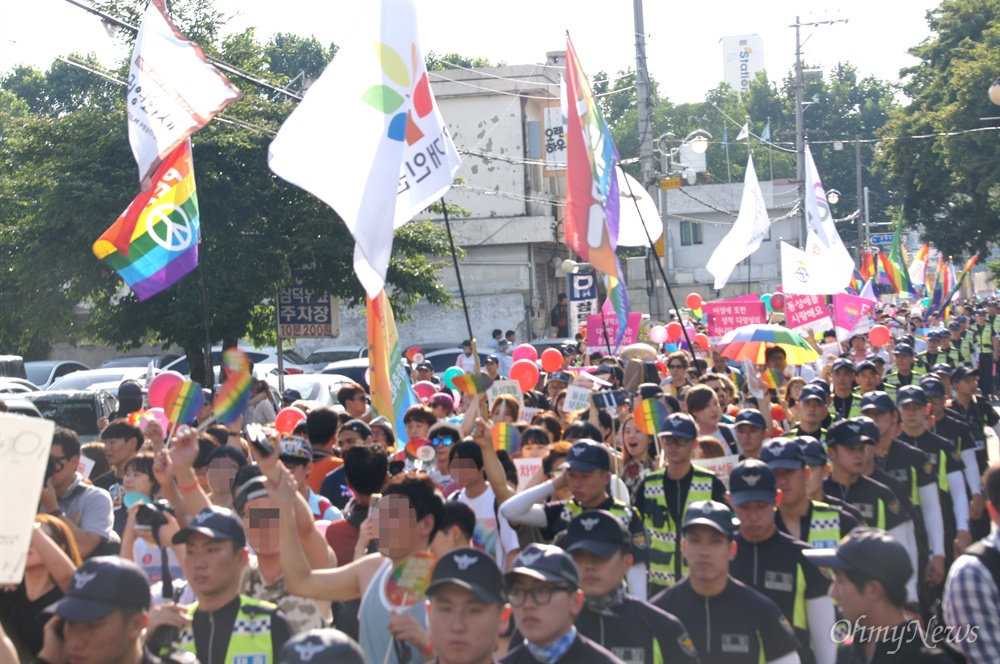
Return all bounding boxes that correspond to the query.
[668,364,686,370]
[431,436,456,447]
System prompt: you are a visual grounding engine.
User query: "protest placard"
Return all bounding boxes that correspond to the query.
[693,454,740,490]
[562,384,592,412]
[785,294,833,334]
[487,380,522,410]
[703,299,767,337]
[0,414,55,583]
[514,457,544,490]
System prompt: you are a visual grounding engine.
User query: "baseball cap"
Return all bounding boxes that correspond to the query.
[896,385,927,407]
[799,384,827,403]
[855,416,880,443]
[118,379,143,399]
[919,377,946,398]
[802,527,913,589]
[279,435,312,461]
[461,339,472,348]
[341,419,372,438]
[809,379,831,397]
[892,344,915,357]
[860,391,896,414]
[976,308,987,315]
[825,419,870,448]
[795,436,828,465]
[547,371,571,384]
[172,506,247,547]
[951,365,978,382]
[279,629,365,664]
[427,392,455,413]
[855,360,878,374]
[505,543,580,587]
[734,409,766,429]
[957,315,968,323]
[565,440,611,472]
[485,354,499,365]
[282,388,302,402]
[729,460,778,505]
[682,500,737,538]
[659,412,698,440]
[761,437,805,470]
[948,321,961,330]
[925,330,941,340]
[866,354,886,365]
[560,510,631,558]
[416,360,434,371]
[47,557,151,622]
[427,547,505,604]
[932,363,954,377]
[831,358,856,373]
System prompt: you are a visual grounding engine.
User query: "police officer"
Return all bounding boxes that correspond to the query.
[917,330,944,371]
[883,344,924,391]
[945,321,972,366]
[501,544,621,664]
[829,359,864,421]
[895,385,972,559]
[803,529,952,663]
[633,413,728,595]
[499,440,648,596]
[728,460,835,664]
[558,510,699,663]
[650,501,802,664]
[169,506,293,663]
[37,557,163,664]
[797,437,865,524]
[972,308,998,399]
[733,409,768,460]
[762,438,860,549]
[789,385,829,438]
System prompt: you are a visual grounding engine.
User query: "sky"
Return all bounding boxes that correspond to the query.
[1,0,942,105]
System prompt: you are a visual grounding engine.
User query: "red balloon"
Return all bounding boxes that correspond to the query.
[510,359,540,392]
[666,321,683,341]
[869,325,890,347]
[686,293,703,310]
[274,407,306,435]
[694,333,710,350]
[655,360,667,376]
[771,403,786,421]
[770,293,785,311]
[540,348,563,373]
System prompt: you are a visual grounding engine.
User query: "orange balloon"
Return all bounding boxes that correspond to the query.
[694,333,710,350]
[686,293,703,310]
[510,359,540,392]
[540,348,563,373]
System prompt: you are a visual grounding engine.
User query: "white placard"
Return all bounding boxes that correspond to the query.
[487,380,523,410]
[520,407,542,422]
[0,413,55,583]
[562,384,592,412]
[77,455,96,479]
[514,457,544,490]
[693,454,740,490]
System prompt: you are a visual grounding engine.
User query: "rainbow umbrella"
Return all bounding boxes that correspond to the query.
[717,324,818,365]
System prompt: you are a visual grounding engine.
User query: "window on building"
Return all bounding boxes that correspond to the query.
[680,220,703,246]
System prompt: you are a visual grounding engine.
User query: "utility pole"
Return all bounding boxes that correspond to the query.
[791,15,848,248]
[855,137,864,261]
[633,0,659,318]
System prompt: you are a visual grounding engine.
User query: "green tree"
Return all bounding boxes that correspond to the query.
[0,0,454,380]
[425,52,502,71]
[878,0,1000,256]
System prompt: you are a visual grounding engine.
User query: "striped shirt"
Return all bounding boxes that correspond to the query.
[943,526,1000,664]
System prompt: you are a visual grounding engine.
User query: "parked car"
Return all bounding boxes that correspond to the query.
[25,361,92,390]
[163,346,305,377]
[265,373,355,409]
[422,348,490,377]
[22,390,118,442]
[303,346,367,371]
[98,354,181,370]
[3,397,42,418]
[319,358,370,391]
[0,355,27,379]
[48,368,151,392]
[0,378,40,394]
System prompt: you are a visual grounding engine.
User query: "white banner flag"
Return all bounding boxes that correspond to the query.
[781,240,853,295]
[268,0,461,298]
[706,154,770,289]
[127,0,241,186]
[736,123,749,141]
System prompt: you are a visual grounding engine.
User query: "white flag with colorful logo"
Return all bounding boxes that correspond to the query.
[268,0,461,298]
[706,154,770,289]
[127,0,242,187]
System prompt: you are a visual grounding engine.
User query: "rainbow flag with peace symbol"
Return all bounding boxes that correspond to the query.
[93,141,200,301]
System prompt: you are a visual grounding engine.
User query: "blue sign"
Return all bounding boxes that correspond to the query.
[569,273,598,337]
[869,234,894,245]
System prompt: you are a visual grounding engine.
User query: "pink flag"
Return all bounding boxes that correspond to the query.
[832,293,875,342]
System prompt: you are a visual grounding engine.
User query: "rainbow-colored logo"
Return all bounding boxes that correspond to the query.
[362,43,433,144]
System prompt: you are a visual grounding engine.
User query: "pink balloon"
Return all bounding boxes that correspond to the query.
[147,371,184,408]
[510,359,540,392]
[143,407,169,433]
[412,380,437,403]
[770,293,786,311]
[511,344,538,363]
[275,407,306,435]
[649,325,668,344]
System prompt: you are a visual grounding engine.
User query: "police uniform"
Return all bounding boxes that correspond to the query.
[823,474,909,530]
[652,577,800,664]
[575,596,699,664]
[775,500,860,550]
[831,392,865,421]
[543,496,647,563]
[174,595,291,664]
[897,430,966,556]
[633,466,728,593]
[949,396,999,477]
[731,530,832,663]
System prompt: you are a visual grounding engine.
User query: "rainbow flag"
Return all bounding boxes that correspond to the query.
[885,209,914,295]
[761,368,786,390]
[564,35,629,347]
[859,250,874,282]
[934,253,979,317]
[929,255,947,314]
[93,141,199,300]
[367,289,418,444]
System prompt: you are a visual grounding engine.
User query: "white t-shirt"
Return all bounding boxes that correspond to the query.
[133,538,183,585]
[452,484,520,570]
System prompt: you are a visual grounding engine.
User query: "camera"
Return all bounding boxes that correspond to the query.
[44,456,61,483]
[135,499,175,534]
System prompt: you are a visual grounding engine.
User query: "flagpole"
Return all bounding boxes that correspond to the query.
[620,174,701,375]
[441,197,481,372]
[198,264,214,389]
[766,117,774,182]
[725,137,733,184]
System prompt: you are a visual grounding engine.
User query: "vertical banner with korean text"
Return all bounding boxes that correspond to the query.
[569,273,598,339]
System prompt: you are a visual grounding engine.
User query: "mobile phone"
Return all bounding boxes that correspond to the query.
[592,390,628,410]
[246,424,275,457]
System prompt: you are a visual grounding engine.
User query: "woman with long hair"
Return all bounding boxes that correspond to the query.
[620,415,660,497]
[0,515,80,661]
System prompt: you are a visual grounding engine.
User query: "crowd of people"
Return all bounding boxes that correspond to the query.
[1,296,1000,664]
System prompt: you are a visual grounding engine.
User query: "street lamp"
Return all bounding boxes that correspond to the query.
[827,189,840,205]
[990,77,1000,106]
[560,259,593,274]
